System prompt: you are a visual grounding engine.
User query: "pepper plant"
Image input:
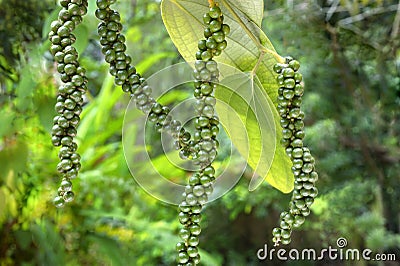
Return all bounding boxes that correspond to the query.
[47,0,319,264]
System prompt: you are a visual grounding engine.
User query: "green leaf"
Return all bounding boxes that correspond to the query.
[79,74,123,147]
[161,0,293,192]
[34,94,57,132]
[0,186,18,220]
[216,69,292,192]
[15,65,36,111]
[136,52,176,74]
[42,6,62,39]
[0,108,15,138]
[0,140,29,177]
[88,234,128,266]
[148,151,187,180]
[0,188,7,224]
[74,24,89,55]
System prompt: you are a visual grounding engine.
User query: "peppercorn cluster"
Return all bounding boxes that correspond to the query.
[272,57,318,246]
[176,5,229,265]
[95,0,199,159]
[50,2,231,265]
[48,0,89,207]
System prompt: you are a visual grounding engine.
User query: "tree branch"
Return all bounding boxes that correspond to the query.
[391,1,400,40]
[337,4,399,26]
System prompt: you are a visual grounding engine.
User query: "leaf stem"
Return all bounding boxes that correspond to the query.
[251,50,265,77]
[219,0,284,64]
[264,48,285,64]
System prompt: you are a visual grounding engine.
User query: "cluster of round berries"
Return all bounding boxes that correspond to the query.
[50,1,229,264]
[272,57,318,245]
[176,166,215,265]
[95,0,196,158]
[196,6,230,61]
[176,5,229,266]
[94,2,229,264]
[48,0,89,207]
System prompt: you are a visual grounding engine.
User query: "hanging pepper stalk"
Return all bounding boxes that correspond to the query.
[95,0,203,162]
[49,0,89,207]
[95,1,229,264]
[271,57,319,246]
[176,3,230,265]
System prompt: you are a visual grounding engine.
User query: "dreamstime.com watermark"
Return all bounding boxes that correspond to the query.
[257,237,398,262]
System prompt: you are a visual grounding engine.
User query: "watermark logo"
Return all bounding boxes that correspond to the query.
[257,237,397,262]
[336,237,347,248]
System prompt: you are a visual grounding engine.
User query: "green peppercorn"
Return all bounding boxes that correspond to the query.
[209,6,222,18]
[217,40,227,51]
[209,20,222,33]
[221,24,230,35]
[203,13,212,24]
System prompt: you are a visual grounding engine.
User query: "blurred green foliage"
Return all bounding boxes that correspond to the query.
[0,0,399,265]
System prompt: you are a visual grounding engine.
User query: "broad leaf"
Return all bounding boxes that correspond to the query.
[216,68,293,192]
[161,0,293,193]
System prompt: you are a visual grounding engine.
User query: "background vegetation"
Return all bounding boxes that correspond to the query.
[0,0,399,265]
